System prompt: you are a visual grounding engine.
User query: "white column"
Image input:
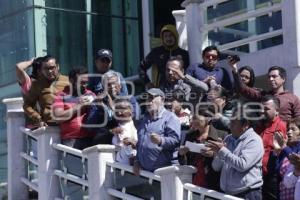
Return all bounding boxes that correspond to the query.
[33,0,47,55]
[172,10,188,50]
[142,0,151,56]
[3,98,27,200]
[85,0,93,73]
[182,0,207,65]
[83,145,115,200]
[35,126,61,200]
[155,165,196,200]
[281,0,300,96]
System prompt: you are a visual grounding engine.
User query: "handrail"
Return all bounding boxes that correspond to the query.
[184,183,243,200]
[52,143,86,158]
[218,29,283,51]
[20,152,38,166]
[106,161,161,182]
[54,170,88,186]
[107,188,144,200]
[19,127,39,140]
[204,3,282,31]
[199,0,231,8]
[20,177,38,192]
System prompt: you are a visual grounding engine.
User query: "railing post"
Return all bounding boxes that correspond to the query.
[35,126,61,200]
[3,98,28,200]
[83,145,115,200]
[155,165,196,200]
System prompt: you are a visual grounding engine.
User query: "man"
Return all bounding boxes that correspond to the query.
[230,63,300,122]
[133,88,181,174]
[160,57,208,103]
[52,69,95,150]
[88,49,128,95]
[23,55,69,126]
[139,24,189,88]
[255,95,287,200]
[101,71,140,120]
[186,45,232,91]
[206,104,264,200]
[85,71,139,144]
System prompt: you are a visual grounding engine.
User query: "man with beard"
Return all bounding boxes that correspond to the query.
[23,55,69,126]
[230,65,300,122]
[255,95,287,200]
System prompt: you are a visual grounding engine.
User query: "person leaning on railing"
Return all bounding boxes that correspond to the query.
[23,55,69,127]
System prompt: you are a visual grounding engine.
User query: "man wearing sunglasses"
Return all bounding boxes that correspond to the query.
[186,45,232,92]
[88,49,128,96]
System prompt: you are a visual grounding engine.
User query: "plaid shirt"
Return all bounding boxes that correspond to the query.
[279,158,295,200]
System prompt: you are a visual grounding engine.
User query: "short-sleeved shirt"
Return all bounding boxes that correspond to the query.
[53,88,95,140]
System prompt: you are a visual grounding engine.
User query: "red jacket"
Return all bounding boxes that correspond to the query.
[255,116,287,175]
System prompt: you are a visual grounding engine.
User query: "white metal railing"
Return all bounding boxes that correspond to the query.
[4,97,244,200]
[106,161,161,181]
[202,1,283,51]
[218,29,283,51]
[184,183,244,200]
[106,161,161,199]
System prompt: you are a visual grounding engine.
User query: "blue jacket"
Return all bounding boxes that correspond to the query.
[136,108,181,171]
[186,63,232,91]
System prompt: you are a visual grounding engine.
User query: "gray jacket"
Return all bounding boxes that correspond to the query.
[212,128,264,195]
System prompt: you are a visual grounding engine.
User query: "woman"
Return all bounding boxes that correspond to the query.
[178,113,227,190]
[228,57,262,101]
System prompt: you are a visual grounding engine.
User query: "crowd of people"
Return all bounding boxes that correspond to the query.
[16,24,300,200]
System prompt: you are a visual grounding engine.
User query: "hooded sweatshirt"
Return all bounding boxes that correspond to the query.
[139,24,189,87]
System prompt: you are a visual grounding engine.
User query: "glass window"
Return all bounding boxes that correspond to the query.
[45,0,86,11]
[45,9,87,75]
[206,0,283,53]
[0,9,34,86]
[0,0,33,18]
[92,0,142,76]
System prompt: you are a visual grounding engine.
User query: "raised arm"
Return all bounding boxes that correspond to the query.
[229,59,263,100]
[16,58,34,85]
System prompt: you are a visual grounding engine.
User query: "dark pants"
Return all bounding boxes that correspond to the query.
[262,175,278,200]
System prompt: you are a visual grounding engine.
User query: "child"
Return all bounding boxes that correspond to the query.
[283,153,300,200]
[111,99,137,165]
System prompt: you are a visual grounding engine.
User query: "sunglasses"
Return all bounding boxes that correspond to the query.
[204,54,218,60]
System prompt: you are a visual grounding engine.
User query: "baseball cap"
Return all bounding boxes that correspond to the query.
[146,88,165,98]
[95,49,112,60]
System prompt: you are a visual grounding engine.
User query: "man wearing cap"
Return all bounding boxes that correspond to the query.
[88,49,128,96]
[133,88,181,174]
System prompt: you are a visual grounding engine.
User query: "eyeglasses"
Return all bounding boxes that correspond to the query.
[240,74,251,80]
[204,54,218,60]
[100,57,111,63]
